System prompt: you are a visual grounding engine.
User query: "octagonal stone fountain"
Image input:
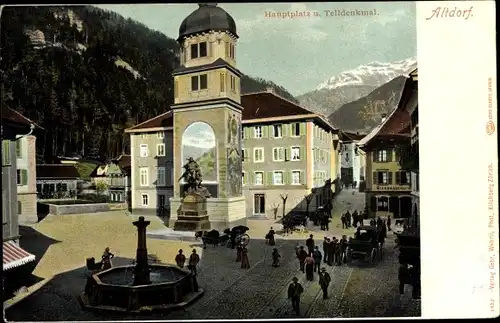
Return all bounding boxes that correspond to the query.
[79,216,204,313]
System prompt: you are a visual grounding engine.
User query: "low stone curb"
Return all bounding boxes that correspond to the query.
[3,276,54,310]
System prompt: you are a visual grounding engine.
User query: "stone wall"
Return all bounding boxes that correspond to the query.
[48,203,110,215]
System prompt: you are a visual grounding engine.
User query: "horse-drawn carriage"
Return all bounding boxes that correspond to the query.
[345,226,385,266]
[195,225,250,249]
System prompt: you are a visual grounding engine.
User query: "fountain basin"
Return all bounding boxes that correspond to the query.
[80,264,204,313]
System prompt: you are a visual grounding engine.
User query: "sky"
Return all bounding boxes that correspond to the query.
[182,122,216,149]
[97,2,416,96]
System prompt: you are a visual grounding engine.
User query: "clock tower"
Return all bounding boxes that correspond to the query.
[169,4,246,229]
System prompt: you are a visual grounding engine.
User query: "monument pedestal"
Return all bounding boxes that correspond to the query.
[170,195,246,231]
[171,193,211,231]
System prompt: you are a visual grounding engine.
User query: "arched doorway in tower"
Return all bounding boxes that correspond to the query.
[400,196,413,218]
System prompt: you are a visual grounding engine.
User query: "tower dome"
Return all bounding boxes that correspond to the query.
[178,3,238,41]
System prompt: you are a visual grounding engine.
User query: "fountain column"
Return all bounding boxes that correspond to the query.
[133,216,151,285]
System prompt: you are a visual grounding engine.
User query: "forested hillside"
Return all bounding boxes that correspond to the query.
[0,5,297,162]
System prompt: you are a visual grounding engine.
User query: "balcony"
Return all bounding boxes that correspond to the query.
[108,177,126,188]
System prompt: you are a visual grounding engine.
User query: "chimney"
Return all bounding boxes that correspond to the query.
[265,87,274,93]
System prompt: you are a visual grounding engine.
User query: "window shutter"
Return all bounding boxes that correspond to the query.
[22,170,28,185]
[220,72,225,92]
[395,172,401,185]
[286,147,291,161]
[16,141,22,158]
[372,172,377,185]
[299,146,305,160]
[388,171,393,184]
[248,172,253,185]
[299,122,306,136]
[387,149,393,162]
[262,126,268,138]
[370,196,377,212]
[283,123,289,137]
[243,127,248,139]
[300,171,305,184]
[267,172,273,185]
[2,141,10,165]
[284,171,289,185]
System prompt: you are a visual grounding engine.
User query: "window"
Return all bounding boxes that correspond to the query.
[157,132,164,139]
[254,172,264,185]
[36,184,42,193]
[253,148,264,162]
[140,144,148,157]
[139,167,149,186]
[291,123,301,136]
[254,194,265,215]
[229,43,235,59]
[273,171,284,185]
[191,74,208,91]
[158,194,165,207]
[141,194,149,206]
[272,147,284,162]
[15,140,22,158]
[156,144,165,156]
[396,171,411,185]
[273,124,282,138]
[2,141,10,166]
[220,72,225,92]
[377,196,389,212]
[18,201,22,215]
[157,167,166,186]
[254,126,263,138]
[230,75,236,92]
[374,171,392,185]
[16,169,27,186]
[377,149,388,162]
[190,42,207,59]
[242,172,247,185]
[291,147,301,161]
[241,127,245,139]
[291,171,301,185]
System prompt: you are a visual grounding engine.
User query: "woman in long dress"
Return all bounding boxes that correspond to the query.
[241,245,251,269]
[101,247,114,270]
[304,253,315,281]
[267,227,276,246]
[236,243,242,262]
[272,248,281,267]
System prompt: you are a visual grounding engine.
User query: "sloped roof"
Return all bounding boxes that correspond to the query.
[241,92,313,120]
[172,57,242,76]
[89,154,132,177]
[36,164,81,179]
[1,106,43,130]
[124,111,173,132]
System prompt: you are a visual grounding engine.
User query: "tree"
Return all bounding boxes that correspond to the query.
[95,181,108,195]
[280,193,288,218]
[271,202,280,220]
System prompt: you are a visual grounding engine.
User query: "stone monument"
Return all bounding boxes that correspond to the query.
[173,158,211,231]
[132,216,151,285]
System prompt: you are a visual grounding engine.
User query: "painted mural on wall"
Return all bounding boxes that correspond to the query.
[226,112,242,196]
[181,121,217,182]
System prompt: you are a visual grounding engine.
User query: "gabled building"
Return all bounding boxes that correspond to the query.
[358,80,413,219]
[2,107,38,272]
[36,164,81,199]
[398,68,419,228]
[89,154,131,203]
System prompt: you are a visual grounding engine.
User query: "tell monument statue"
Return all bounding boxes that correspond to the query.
[179,157,211,198]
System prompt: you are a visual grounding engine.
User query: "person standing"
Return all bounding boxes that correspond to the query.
[272,248,281,268]
[339,235,348,264]
[341,213,346,229]
[387,215,392,231]
[346,211,351,227]
[313,246,322,272]
[236,243,243,262]
[352,210,359,227]
[327,238,336,266]
[398,263,409,296]
[318,268,331,299]
[287,277,304,316]
[175,249,186,268]
[295,244,300,259]
[305,253,315,281]
[334,238,342,266]
[267,227,276,246]
[306,234,315,254]
[297,246,308,273]
[322,237,330,263]
[241,245,251,269]
[188,249,200,276]
[101,247,114,270]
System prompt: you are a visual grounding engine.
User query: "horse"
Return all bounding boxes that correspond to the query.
[195,229,220,248]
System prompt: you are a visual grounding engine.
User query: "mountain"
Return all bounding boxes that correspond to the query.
[0,5,297,162]
[297,58,417,117]
[328,75,408,134]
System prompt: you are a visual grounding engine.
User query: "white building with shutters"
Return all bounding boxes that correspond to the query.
[15,135,38,224]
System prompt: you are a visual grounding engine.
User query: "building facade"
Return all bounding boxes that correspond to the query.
[359,82,414,219]
[399,68,419,228]
[36,164,81,199]
[89,155,132,204]
[339,131,366,189]
[2,107,37,273]
[15,135,38,224]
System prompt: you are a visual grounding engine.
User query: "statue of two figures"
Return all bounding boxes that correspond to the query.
[179,157,211,198]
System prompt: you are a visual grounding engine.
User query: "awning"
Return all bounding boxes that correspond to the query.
[3,240,36,271]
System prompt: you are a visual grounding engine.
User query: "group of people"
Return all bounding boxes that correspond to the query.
[175,249,201,276]
[341,210,365,229]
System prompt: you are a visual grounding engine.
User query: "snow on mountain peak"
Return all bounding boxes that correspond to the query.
[316,57,417,91]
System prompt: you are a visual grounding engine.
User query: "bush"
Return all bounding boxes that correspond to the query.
[77,193,107,203]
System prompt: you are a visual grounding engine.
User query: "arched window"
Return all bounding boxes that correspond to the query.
[377,196,389,212]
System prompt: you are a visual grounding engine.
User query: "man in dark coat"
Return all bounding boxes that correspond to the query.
[334,239,342,265]
[339,235,348,264]
[346,211,351,227]
[322,215,330,231]
[377,216,383,227]
[322,237,329,263]
[230,230,237,249]
[297,246,308,273]
[341,213,346,229]
[306,234,315,254]
[313,246,322,272]
[318,268,331,299]
[327,238,336,266]
[352,210,359,227]
[175,249,186,268]
[387,216,392,231]
[398,264,409,295]
[288,277,304,315]
[188,249,200,276]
